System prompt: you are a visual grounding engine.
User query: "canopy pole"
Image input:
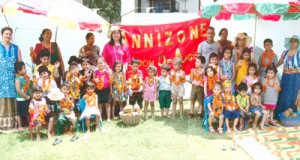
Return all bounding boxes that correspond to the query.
[253,15,257,55]
[3,15,10,27]
[54,26,58,42]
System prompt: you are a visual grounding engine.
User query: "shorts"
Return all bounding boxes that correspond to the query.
[239,110,253,119]
[264,104,276,110]
[171,84,184,97]
[159,90,172,109]
[250,106,263,113]
[190,85,204,103]
[17,100,30,116]
[129,92,143,109]
[224,110,240,119]
[96,87,110,104]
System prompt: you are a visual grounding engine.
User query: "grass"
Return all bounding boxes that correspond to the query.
[0,103,252,160]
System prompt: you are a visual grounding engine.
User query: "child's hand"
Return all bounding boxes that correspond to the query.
[204,93,207,98]
[47,109,51,114]
[25,95,31,100]
[30,46,33,52]
[86,50,92,56]
[94,78,100,83]
[83,95,87,99]
[129,90,133,96]
[55,61,60,68]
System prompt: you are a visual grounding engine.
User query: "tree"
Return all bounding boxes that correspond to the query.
[83,0,121,24]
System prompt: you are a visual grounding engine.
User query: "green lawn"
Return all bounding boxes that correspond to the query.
[0,106,252,160]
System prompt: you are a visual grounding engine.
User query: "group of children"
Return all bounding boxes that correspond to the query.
[15,38,282,140]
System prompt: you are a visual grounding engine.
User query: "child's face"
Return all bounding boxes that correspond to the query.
[19,65,27,75]
[264,42,273,51]
[243,52,250,60]
[210,57,218,65]
[224,86,231,93]
[161,69,168,77]
[253,86,261,94]
[33,91,42,100]
[223,50,231,60]
[213,86,222,95]
[148,70,155,77]
[40,71,49,79]
[131,63,139,72]
[267,70,275,79]
[97,60,105,70]
[61,86,70,95]
[40,57,50,66]
[115,64,122,72]
[86,87,94,94]
[70,67,79,75]
[81,62,90,70]
[173,62,181,71]
[195,59,203,68]
[248,67,256,76]
[207,68,214,77]
[239,90,248,97]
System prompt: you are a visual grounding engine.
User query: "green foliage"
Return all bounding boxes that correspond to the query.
[83,0,121,24]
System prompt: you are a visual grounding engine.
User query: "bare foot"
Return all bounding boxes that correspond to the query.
[18,127,25,131]
[47,132,52,138]
[233,127,238,132]
[252,125,257,131]
[260,124,265,130]
[36,135,41,141]
[227,128,232,134]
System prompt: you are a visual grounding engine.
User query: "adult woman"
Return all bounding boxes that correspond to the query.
[102,26,130,71]
[0,27,22,131]
[276,35,300,114]
[30,28,65,77]
[217,28,233,59]
[232,33,252,63]
[79,32,100,66]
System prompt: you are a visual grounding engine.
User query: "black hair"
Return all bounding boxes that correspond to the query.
[218,28,228,37]
[247,62,258,76]
[263,38,273,45]
[113,61,123,72]
[131,58,140,65]
[204,66,217,76]
[69,64,78,71]
[109,30,123,46]
[266,63,277,74]
[197,56,206,64]
[207,26,215,31]
[240,48,251,62]
[38,66,51,76]
[68,56,80,65]
[81,58,91,64]
[30,85,43,97]
[161,64,170,72]
[14,61,25,73]
[39,28,51,42]
[39,49,51,59]
[86,32,94,40]
[251,82,263,92]
[85,81,95,90]
[222,47,233,59]
[1,27,13,35]
[238,82,248,92]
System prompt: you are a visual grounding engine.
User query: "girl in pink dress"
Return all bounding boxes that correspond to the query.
[243,63,260,94]
[143,65,158,119]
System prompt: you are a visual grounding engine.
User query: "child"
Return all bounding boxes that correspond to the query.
[79,58,93,97]
[37,66,57,97]
[15,62,31,131]
[66,64,82,113]
[242,63,260,94]
[128,58,143,110]
[34,49,60,80]
[236,48,252,86]
[93,57,111,122]
[111,61,127,119]
[158,64,172,117]
[222,80,240,133]
[258,39,278,78]
[236,83,252,131]
[220,47,236,93]
[262,64,280,126]
[208,52,222,77]
[58,83,77,134]
[249,82,268,130]
[189,56,205,119]
[28,85,53,140]
[81,82,102,136]
[207,82,224,134]
[204,66,219,98]
[62,56,81,82]
[143,65,158,119]
[170,58,186,119]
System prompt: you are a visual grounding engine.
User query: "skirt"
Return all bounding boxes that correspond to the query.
[276,73,300,115]
[0,98,17,130]
[80,106,100,120]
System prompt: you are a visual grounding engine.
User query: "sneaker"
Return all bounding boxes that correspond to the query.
[107,119,111,123]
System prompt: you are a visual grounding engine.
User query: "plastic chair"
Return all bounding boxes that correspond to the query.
[202,97,226,133]
[29,114,54,140]
[79,99,103,132]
